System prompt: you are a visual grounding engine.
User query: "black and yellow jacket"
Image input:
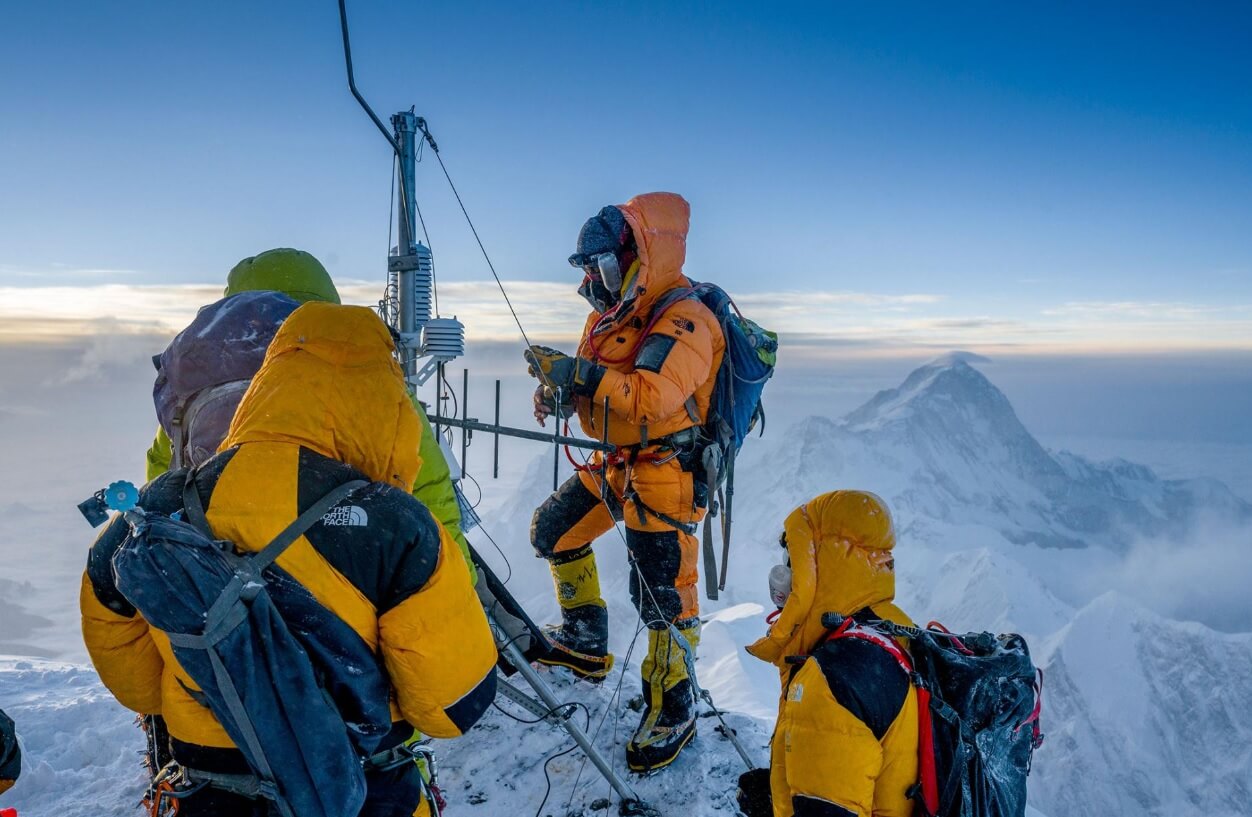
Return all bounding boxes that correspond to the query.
[747,491,918,817]
[82,304,496,803]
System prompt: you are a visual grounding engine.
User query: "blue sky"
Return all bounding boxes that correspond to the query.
[1,1,1250,350]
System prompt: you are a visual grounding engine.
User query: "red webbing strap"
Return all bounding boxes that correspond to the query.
[1015,668,1045,749]
[926,620,976,656]
[916,686,940,816]
[827,621,939,817]
[826,626,913,673]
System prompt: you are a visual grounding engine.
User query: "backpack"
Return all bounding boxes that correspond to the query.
[648,281,778,599]
[99,477,393,817]
[822,613,1043,817]
[153,291,299,469]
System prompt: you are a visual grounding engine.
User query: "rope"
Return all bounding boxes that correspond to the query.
[416,120,552,391]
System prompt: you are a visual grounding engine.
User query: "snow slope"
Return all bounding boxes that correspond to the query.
[0,658,146,816]
[3,354,1249,816]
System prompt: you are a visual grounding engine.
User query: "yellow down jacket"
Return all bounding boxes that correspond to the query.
[82,304,497,754]
[747,491,919,817]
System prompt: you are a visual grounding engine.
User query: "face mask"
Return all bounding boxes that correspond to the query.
[577,275,617,313]
[768,563,792,609]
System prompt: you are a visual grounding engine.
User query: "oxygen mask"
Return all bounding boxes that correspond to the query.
[768,563,792,609]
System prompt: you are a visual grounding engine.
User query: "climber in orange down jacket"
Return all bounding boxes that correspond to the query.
[523,192,725,772]
[741,491,920,817]
[82,304,497,817]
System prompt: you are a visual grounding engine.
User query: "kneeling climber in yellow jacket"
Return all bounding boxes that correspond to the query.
[742,491,919,817]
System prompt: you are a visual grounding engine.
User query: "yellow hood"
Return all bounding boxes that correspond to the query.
[747,491,911,668]
[222,303,421,492]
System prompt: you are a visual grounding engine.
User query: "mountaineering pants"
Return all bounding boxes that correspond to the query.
[168,744,432,817]
[531,453,707,628]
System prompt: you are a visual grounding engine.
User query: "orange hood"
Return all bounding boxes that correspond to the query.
[222,303,421,492]
[590,192,691,325]
[746,491,912,668]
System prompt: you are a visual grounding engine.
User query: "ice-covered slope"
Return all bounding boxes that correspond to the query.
[1032,593,1252,816]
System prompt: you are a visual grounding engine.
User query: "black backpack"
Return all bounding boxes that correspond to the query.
[822,613,1044,817]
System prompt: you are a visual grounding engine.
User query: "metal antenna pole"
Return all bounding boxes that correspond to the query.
[492,625,645,808]
[460,369,470,470]
[493,380,501,479]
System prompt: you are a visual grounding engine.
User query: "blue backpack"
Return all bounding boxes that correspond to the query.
[649,282,778,599]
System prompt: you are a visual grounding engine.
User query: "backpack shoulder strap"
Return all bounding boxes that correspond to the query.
[825,618,915,674]
[827,618,939,817]
[182,469,211,536]
[253,480,368,571]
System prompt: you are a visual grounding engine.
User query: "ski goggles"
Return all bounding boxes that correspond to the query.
[568,250,624,295]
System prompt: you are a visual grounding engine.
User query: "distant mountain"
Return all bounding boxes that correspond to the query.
[735,356,1250,551]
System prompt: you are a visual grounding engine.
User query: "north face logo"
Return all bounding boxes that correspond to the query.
[322,505,369,527]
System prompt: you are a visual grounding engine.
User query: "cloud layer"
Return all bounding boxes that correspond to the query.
[2,279,1249,355]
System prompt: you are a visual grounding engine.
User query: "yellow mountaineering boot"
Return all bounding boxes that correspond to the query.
[537,545,615,681]
[626,622,700,772]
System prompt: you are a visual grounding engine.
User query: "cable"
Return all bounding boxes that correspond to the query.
[488,701,590,817]
[537,742,580,817]
[417,121,554,392]
[444,371,459,419]
[491,699,589,727]
[470,519,513,584]
[464,470,484,509]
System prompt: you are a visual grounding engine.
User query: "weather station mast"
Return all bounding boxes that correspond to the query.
[333,4,667,814]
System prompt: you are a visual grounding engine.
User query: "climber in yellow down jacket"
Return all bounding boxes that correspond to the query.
[83,303,497,816]
[741,491,919,817]
[143,247,473,575]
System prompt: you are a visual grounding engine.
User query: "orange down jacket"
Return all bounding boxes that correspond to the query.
[573,192,725,448]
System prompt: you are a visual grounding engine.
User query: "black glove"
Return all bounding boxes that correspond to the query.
[532,384,575,427]
[736,768,772,817]
[524,345,572,382]
[524,345,604,397]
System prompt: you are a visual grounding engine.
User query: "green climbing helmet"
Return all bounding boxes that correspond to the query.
[225,248,341,304]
